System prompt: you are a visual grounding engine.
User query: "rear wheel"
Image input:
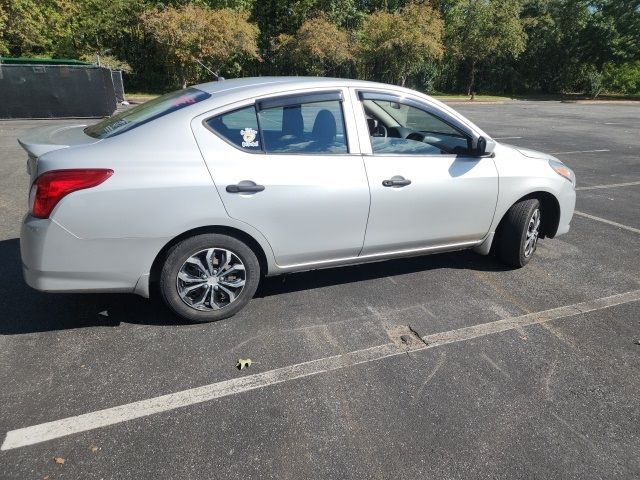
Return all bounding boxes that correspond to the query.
[496,199,541,268]
[159,234,260,322]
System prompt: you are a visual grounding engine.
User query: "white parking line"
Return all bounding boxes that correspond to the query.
[576,181,640,191]
[551,149,610,155]
[574,211,640,234]
[3,289,640,451]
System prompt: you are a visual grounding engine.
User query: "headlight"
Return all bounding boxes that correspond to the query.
[549,159,575,185]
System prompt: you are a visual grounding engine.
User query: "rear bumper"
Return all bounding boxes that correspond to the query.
[20,215,163,296]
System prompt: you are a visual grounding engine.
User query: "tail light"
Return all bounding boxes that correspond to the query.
[29,169,113,219]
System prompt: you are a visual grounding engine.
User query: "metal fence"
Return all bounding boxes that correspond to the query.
[111,70,125,103]
[0,64,118,118]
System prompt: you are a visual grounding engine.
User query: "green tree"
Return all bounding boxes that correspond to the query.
[359,1,444,86]
[516,0,590,93]
[446,0,527,95]
[0,3,8,55]
[61,0,147,58]
[582,0,640,68]
[141,5,259,87]
[0,0,73,57]
[274,14,354,76]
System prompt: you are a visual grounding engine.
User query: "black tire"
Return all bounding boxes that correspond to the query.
[159,234,260,322]
[496,198,542,268]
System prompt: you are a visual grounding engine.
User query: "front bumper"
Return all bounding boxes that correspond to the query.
[555,181,576,237]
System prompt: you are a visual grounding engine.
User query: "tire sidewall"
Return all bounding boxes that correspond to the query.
[160,234,260,322]
[517,199,541,266]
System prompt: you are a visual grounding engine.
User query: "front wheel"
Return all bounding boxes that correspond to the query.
[496,199,542,268]
[159,234,260,322]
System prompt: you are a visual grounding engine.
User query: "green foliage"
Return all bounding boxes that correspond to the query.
[0,0,637,96]
[583,1,640,67]
[141,5,259,87]
[602,62,640,94]
[80,54,133,73]
[61,0,147,57]
[0,3,8,56]
[445,0,527,94]
[0,0,73,57]
[581,65,604,98]
[273,14,354,76]
[359,2,444,86]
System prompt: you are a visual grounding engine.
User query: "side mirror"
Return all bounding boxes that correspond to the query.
[476,136,487,156]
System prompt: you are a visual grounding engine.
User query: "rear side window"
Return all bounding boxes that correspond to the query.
[85,88,211,139]
[205,91,349,155]
[206,105,262,152]
[258,95,348,154]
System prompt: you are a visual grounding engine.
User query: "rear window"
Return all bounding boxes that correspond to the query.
[85,88,211,139]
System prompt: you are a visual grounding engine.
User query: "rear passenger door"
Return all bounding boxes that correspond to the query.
[191,89,370,267]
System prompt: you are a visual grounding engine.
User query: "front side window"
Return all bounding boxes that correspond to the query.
[258,94,348,154]
[86,88,211,139]
[361,98,470,155]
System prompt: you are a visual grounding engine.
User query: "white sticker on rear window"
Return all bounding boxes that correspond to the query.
[240,127,259,148]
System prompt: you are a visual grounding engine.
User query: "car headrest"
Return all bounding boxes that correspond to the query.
[311,109,337,144]
[282,106,303,138]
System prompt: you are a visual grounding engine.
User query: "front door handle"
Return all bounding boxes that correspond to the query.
[226,181,265,193]
[382,176,411,188]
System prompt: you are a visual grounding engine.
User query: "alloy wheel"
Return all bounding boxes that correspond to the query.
[524,209,541,258]
[176,248,246,311]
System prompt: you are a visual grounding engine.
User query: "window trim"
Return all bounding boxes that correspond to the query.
[357,90,474,157]
[257,91,343,111]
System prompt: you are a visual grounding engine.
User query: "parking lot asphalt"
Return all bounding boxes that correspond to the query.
[1,101,639,479]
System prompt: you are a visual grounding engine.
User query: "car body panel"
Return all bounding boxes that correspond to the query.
[17,77,576,298]
[360,154,499,254]
[18,123,98,158]
[490,143,575,236]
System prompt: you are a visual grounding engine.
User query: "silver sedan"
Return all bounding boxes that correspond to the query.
[19,77,576,322]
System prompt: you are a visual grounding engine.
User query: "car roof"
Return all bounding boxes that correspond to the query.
[194,76,399,97]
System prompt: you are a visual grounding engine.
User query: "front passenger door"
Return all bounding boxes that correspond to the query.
[355,91,499,256]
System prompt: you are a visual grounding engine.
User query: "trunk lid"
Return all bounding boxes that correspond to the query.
[18,124,100,181]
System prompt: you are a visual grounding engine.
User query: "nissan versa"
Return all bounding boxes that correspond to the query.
[19,77,576,322]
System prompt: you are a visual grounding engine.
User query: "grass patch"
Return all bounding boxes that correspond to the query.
[431,94,512,102]
[432,92,640,102]
[125,92,161,103]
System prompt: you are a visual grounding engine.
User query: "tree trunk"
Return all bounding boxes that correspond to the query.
[467,60,476,97]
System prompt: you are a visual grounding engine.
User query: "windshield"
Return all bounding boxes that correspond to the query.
[85,88,211,139]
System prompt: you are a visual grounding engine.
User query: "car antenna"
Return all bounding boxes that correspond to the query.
[196,59,225,81]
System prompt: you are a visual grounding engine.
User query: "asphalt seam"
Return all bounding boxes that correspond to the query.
[3,289,639,451]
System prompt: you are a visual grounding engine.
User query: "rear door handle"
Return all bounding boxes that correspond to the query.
[226,182,265,193]
[382,177,411,187]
